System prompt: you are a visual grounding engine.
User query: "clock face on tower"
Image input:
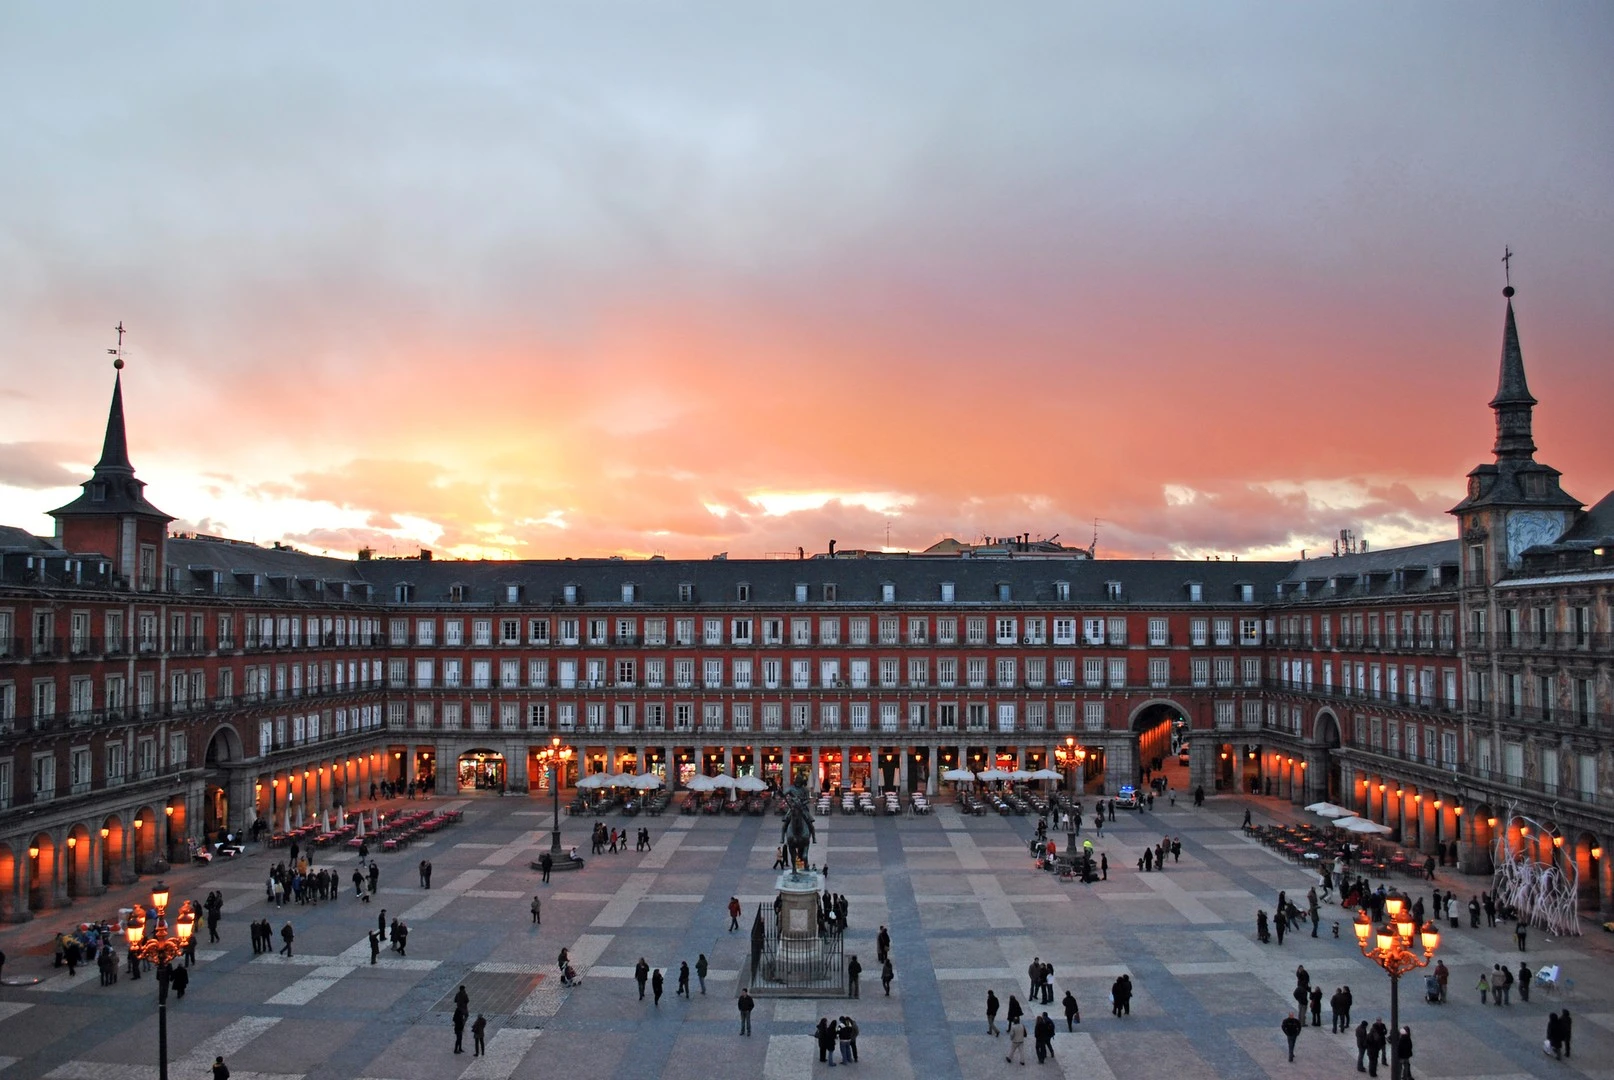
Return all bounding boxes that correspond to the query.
[1505,510,1562,565]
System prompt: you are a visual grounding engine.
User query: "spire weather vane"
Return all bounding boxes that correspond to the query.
[108,321,126,370]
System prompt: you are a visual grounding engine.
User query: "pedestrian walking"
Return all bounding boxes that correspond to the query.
[738,988,755,1035]
[531,896,541,925]
[369,930,380,964]
[677,961,690,997]
[279,922,294,957]
[212,1057,230,1080]
[1062,990,1080,1030]
[877,925,890,964]
[881,957,894,995]
[1518,962,1531,1003]
[635,958,649,1000]
[696,953,709,994]
[1515,920,1527,951]
[1561,1008,1572,1058]
[728,896,741,931]
[838,1016,855,1064]
[986,989,1001,1036]
[1355,1020,1370,1073]
[847,955,861,998]
[1282,1012,1303,1062]
[817,1018,838,1065]
[452,1009,467,1054]
[652,967,664,1006]
[1006,1016,1028,1064]
[471,1014,486,1056]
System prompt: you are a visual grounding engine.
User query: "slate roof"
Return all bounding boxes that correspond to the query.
[1272,539,1460,600]
[347,554,1292,608]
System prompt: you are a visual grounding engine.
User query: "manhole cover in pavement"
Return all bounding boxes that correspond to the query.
[432,971,544,1015]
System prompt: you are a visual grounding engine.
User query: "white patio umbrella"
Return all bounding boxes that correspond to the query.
[1305,802,1351,817]
[283,803,293,833]
[322,810,332,833]
[1327,815,1362,828]
[941,768,975,782]
[355,815,365,839]
[735,775,769,793]
[606,773,638,789]
[686,775,717,792]
[576,773,612,790]
[631,773,665,791]
[1343,818,1394,835]
[978,768,1011,782]
[1028,769,1064,781]
[709,773,739,790]
[1009,770,1034,782]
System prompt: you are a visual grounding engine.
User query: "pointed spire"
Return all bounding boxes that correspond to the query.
[95,371,134,474]
[1489,290,1535,409]
[1489,286,1537,461]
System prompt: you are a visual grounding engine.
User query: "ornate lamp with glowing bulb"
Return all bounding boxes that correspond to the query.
[124,882,196,1080]
[1353,891,1439,1080]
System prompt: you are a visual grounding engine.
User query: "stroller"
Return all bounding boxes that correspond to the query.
[560,963,583,988]
[1424,974,1441,1004]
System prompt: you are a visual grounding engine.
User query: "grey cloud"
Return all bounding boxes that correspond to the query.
[0,442,81,490]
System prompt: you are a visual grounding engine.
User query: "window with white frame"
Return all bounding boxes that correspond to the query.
[996,617,1018,644]
[732,658,752,689]
[1024,657,1044,687]
[819,618,840,646]
[995,657,1016,687]
[1148,657,1169,688]
[1107,658,1127,688]
[967,657,987,688]
[937,617,957,644]
[1083,658,1103,688]
[1147,618,1168,646]
[1082,618,1105,645]
[908,657,929,687]
[1053,657,1074,686]
[1214,700,1234,730]
[1083,701,1105,731]
[879,617,899,645]
[937,657,956,688]
[1053,618,1076,645]
[791,618,811,645]
[966,617,987,645]
[821,702,841,731]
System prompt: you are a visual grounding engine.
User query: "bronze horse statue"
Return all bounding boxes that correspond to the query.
[781,787,817,878]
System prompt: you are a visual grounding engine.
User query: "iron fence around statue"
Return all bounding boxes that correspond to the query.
[745,903,846,997]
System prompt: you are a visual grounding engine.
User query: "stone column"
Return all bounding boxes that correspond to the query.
[841,745,851,790]
[1598,851,1613,922]
[926,747,937,795]
[811,746,820,794]
[2,850,29,922]
[723,746,733,776]
[898,749,908,793]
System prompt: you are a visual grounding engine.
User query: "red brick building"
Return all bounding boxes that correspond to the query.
[1,287,1610,923]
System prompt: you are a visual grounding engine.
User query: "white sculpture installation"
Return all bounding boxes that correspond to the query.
[1491,804,1581,938]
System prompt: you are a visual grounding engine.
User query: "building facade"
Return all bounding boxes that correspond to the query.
[1,287,1610,923]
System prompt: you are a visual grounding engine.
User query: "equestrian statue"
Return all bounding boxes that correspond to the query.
[781,776,818,880]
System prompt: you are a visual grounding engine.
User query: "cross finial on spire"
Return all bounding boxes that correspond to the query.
[1501,247,1514,293]
[109,321,126,370]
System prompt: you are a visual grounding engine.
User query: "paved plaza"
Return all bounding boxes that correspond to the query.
[3,791,1613,1080]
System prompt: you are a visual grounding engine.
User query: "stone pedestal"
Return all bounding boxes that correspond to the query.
[776,870,823,938]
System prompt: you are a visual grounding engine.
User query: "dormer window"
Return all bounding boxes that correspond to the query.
[678,582,694,603]
[91,482,107,502]
[506,585,522,604]
[1105,581,1122,601]
[795,583,809,603]
[1055,581,1070,602]
[1187,583,1203,603]
[822,584,837,602]
[940,582,955,603]
[1240,584,1254,603]
[881,583,895,603]
[621,583,637,603]
[393,583,414,603]
[737,583,751,602]
[449,583,468,603]
[996,583,1012,602]
[563,584,578,605]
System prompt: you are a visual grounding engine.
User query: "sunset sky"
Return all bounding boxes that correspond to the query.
[2,4,1611,563]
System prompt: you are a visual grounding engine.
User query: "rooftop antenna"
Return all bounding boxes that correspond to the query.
[108,320,126,370]
[885,520,892,549]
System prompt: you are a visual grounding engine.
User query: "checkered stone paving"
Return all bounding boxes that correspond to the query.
[4,792,1614,1080]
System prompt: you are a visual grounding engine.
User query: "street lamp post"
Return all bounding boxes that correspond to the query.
[1353,892,1440,1080]
[533,737,584,872]
[124,882,196,1080]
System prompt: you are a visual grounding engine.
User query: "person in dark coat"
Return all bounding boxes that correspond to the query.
[1111,974,1132,1016]
[454,985,470,1014]
[1034,1012,1057,1063]
[212,1057,230,1080]
[677,961,690,997]
[1062,990,1080,1030]
[1395,1026,1413,1079]
[1309,986,1323,1026]
[1561,1008,1573,1058]
[816,1017,837,1063]
[1006,993,1024,1029]
[986,989,1001,1036]
[634,958,649,999]
[452,1008,467,1053]
[471,1014,486,1056]
[1282,1012,1303,1061]
[881,957,894,995]
[651,967,664,1006]
[1355,1020,1371,1073]
[847,955,861,998]
[170,964,189,998]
